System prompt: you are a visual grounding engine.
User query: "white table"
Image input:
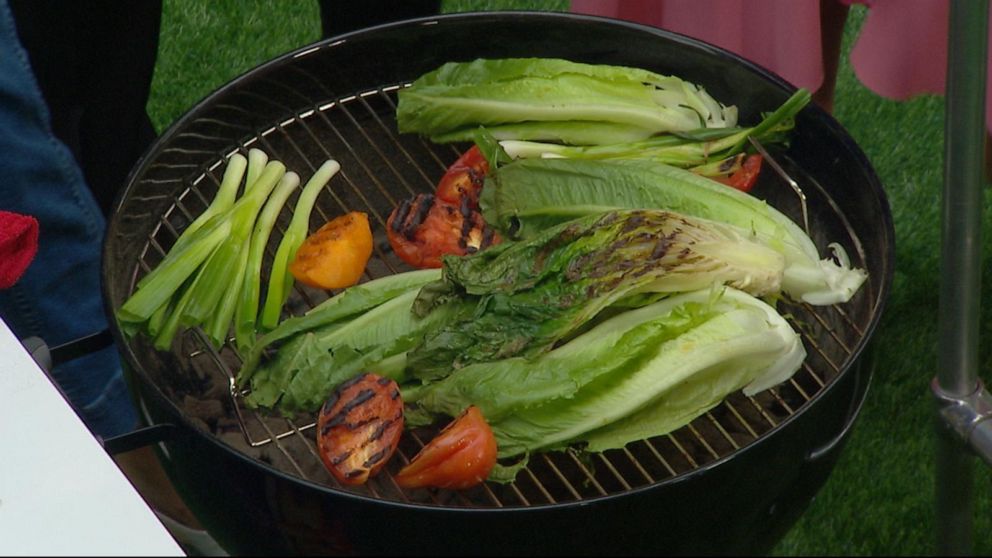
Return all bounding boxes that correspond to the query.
[0,317,185,556]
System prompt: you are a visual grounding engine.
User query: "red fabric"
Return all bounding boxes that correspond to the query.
[0,210,39,289]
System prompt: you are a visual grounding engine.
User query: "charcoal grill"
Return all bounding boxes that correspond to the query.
[102,12,894,556]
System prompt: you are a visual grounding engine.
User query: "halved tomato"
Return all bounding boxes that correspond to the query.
[386,193,500,269]
[435,145,489,209]
[316,372,404,485]
[394,405,497,490]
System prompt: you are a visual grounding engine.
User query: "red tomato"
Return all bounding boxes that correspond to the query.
[435,145,489,209]
[394,405,498,490]
[714,153,763,192]
[386,193,500,269]
[316,372,404,485]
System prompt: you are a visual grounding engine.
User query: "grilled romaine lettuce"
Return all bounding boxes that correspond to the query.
[406,286,805,459]
[480,157,867,305]
[241,208,790,413]
[405,208,785,380]
[397,57,738,145]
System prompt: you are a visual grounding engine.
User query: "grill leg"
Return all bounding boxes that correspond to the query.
[936,0,990,554]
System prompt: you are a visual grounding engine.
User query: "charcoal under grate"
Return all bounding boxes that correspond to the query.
[120,82,874,510]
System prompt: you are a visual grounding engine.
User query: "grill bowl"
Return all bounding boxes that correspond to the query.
[103,11,893,555]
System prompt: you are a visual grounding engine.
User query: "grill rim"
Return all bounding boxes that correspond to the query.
[101,9,895,518]
[115,348,873,515]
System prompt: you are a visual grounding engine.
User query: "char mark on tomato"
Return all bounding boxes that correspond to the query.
[316,372,404,485]
[386,192,501,268]
[390,193,435,239]
[436,145,489,209]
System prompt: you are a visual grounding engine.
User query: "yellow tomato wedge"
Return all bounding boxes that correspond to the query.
[289,211,373,290]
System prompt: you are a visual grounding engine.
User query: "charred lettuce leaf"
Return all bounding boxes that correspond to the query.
[480,157,867,305]
[405,286,805,460]
[405,208,785,380]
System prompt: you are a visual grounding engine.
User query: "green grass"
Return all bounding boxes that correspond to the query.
[148,1,992,555]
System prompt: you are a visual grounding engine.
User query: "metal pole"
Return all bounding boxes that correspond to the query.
[936,0,989,554]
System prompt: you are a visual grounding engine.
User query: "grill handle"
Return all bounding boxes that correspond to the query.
[21,330,179,456]
[101,423,177,456]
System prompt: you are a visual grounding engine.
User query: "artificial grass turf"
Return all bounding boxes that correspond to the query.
[147,1,992,554]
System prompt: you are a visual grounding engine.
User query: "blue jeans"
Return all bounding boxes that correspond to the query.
[0,0,138,439]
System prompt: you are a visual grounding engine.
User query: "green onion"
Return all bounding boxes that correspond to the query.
[153,264,206,350]
[149,152,247,272]
[117,215,234,324]
[496,89,811,172]
[204,243,249,347]
[244,148,269,191]
[207,150,281,348]
[119,153,248,323]
[119,150,347,351]
[234,171,301,351]
[178,160,286,326]
[259,159,341,331]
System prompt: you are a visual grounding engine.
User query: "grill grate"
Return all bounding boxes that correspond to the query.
[128,84,872,509]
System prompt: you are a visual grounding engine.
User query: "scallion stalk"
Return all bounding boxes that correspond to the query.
[259,159,341,330]
[234,171,301,351]
[244,148,269,191]
[204,149,277,347]
[204,243,250,347]
[153,266,207,350]
[119,153,248,324]
[149,152,247,268]
[118,217,233,324]
[178,160,286,326]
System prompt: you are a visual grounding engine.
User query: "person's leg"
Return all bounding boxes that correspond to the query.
[317,0,441,38]
[8,0,162,217]
[813,0,851,113]
[0,0,138,439]
[0,2,211,550]
[985,132,992,185]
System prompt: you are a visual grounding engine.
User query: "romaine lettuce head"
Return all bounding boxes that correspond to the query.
[397,57,737,145]
[476,287,806,459]
[405,209,786,380]
[481,157,867,305]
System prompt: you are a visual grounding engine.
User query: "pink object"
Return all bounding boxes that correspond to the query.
[847,0,992,130]
[570,0,829,91]
[571,0,992,130]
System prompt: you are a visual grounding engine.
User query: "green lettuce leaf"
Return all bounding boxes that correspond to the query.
[405,290,720,423]
[397,57,738,145]
[405,209,785,380]
[487,287,806,458]
[238,269,442,411]
[480,157,867,305]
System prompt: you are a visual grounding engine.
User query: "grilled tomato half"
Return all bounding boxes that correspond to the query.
[394,405,497,490]
[316,372,404,485]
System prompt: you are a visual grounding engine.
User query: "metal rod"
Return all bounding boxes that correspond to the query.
[747,136,810,235]
[935,416,976,555]
[939,0,988,397]
[936,0,989,554]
